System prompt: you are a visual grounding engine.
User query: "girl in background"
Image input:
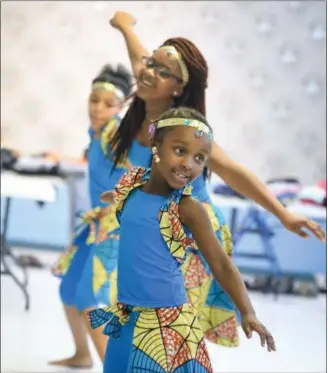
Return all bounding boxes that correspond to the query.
[50,64,151,367]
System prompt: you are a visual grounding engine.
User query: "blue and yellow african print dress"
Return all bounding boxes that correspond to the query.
[89,167,213,372]
[51,119,151,309]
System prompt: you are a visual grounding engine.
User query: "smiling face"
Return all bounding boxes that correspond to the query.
[136,47,184,102]
[88,88,121,131]
[154,125,212,190]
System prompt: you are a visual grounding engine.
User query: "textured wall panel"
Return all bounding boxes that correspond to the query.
[1,1,326,182]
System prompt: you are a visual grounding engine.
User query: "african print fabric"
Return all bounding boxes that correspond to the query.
[182,204,239,347]
[112,167,239,347]
[89,303,213,372]
[51,204,120,306]
[89,167,239,347]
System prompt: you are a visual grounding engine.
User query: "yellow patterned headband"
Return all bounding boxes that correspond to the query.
[150,117,212,139]
[159,46,189,86]
[92,82,125,101]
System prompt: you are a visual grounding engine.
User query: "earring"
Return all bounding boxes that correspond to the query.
[152,146,160,163]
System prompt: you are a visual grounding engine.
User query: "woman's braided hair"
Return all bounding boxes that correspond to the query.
[110,37,209,176]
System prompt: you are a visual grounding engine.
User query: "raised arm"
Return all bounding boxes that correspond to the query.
[180,196,276,351]
[109,11,150,78]
[209,141,325,242]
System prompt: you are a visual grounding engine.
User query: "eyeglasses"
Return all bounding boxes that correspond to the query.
[141,56,183,84]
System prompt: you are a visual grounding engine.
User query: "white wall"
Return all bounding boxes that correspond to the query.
[1,1,326,183]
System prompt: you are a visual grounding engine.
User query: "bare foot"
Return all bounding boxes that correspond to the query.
[48,355,93,369]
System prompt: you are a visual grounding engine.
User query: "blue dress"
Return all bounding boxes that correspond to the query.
[52,119,151,311]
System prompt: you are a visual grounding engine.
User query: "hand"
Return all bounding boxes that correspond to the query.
[280,211,325,242]
[241,313,276,352]
[109,11,136,30]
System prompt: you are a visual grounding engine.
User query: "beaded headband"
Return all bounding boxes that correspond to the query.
[92,82,125,101]
[149,117,212,139]
[159,46,189,86]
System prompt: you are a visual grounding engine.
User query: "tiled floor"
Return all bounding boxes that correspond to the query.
[1,249,326,373]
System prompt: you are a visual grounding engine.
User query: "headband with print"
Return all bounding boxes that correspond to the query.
[149,117,212,139]
[92,82,125,101]
[159,46,189,86]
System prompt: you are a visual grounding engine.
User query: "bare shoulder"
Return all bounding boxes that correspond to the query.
[179,196,211,229]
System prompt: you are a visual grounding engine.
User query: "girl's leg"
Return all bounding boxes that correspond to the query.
[76,237,119,362]
[49,231,93,367]
[75,246,109,362]
[48,305,93,368]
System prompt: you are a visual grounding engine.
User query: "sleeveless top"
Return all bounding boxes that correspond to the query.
[113,167,195,307]
[87,117,151,208]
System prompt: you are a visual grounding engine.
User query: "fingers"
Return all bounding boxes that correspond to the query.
[243,325,252,339]
[261,326,276,352]
[251,323,276,352]
[253,324,266,347]
[265,332,276,352]
[296,229,309,239]
[293,219,326,242]
[306,220,326,242]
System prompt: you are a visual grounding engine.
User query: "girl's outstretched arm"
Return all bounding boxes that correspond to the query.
[209,141,325,242]
[180,196,276,352]
[109,11,149,78]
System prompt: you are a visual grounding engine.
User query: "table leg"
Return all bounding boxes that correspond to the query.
[230,207,239,243]
[231,207,282,298]
[0,197,30,310]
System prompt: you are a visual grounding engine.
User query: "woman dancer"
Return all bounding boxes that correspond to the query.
[103,11,325,347]
[89,106,276,372]
[50,64,151,367]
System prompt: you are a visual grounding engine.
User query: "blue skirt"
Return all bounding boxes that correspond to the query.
[53,222,119,311]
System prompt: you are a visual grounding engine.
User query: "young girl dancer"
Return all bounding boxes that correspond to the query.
[50,64,152,367]
[100,11,325,348]
[89,107,276,372]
